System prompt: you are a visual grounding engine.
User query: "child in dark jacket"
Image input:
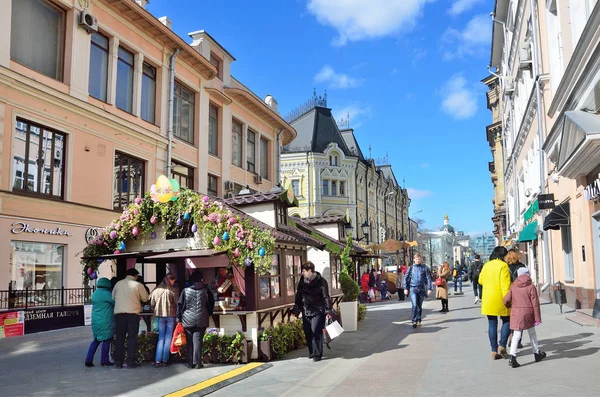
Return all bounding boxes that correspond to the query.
[503,267,546,368]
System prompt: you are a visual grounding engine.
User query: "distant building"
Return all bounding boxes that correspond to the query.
[470,234,497,259]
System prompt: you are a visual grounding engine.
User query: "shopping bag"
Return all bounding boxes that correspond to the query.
[368,289,375,300]
[325,320,344,340]
[170,323,186,355]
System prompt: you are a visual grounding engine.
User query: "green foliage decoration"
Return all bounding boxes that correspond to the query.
[357,303,367,321]
[80,188,275,283]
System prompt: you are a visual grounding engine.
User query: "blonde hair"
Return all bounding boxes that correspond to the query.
[442,262,450,271]
[504,249,521,265]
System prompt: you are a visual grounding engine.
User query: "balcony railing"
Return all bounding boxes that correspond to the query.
[0,287,94,311]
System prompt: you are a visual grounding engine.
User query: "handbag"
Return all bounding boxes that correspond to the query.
[435,277,446,287]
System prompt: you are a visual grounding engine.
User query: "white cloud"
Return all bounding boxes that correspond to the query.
[332,102,373,129]
[448,0,483,16]
[440,73,478,119]
[407,188,432,200]
[314,65,361,89]
[441,14,491,60]
[307,0,433,46]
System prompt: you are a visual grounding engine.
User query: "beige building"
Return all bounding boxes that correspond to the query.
[0,0,294,296]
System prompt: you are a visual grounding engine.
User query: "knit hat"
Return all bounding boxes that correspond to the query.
[517,267,530,277]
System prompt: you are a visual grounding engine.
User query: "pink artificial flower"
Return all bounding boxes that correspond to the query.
[133,209,139,215]
[202,195,210,203]
[134,197,142,205]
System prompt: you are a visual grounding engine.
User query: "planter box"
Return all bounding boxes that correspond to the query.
[242,339,253,363]
[339,301,358,332]
[258,339,272,362]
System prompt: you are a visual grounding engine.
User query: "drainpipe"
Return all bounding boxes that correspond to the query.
[276,129,283,187]
[306,151,311,217]
[166,48,180,178]
[529,0,551,293]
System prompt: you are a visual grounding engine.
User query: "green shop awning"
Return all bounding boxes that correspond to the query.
[518,221,538,243]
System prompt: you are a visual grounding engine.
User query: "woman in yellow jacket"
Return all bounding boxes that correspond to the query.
[478,246,512,360]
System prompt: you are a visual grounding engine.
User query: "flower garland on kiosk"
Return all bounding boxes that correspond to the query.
[81,175,275,283]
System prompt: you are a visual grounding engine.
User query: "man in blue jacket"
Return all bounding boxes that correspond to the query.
[404,253,432,328]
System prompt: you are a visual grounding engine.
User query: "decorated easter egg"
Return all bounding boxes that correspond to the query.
[177,217,183,227]
[97,259,104,263]
[87,267,93,275]
[150,215,157,224]
[119,242,126,251]
[150,184,159,202]
[155,175,174,203]
[258,247,266,257]
[151,231,157,240]
[213,236,221,246]
[245,257,252,267]
[90,272,98,280]
[170,179,180,201]
[191,224,198,233]
[114,249,121,254]
[183,212,190,221]
[132,227,139,237]
[222,232,230,241]
[233,248,240,258]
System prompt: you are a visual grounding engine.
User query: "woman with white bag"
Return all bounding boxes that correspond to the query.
[293,261,332,362]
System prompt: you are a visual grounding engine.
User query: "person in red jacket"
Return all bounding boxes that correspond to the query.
[503,267,546,368]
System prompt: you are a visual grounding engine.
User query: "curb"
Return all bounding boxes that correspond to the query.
[164,362,272,397]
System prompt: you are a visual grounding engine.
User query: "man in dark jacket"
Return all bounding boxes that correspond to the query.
[470,254,484,304]
[403,253,432,328]
[177,271,214,369]
[293,261,331,362]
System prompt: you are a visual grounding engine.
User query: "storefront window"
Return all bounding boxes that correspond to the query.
[260,255,280,300]
[286,254,302,296]
[10,242,64,291]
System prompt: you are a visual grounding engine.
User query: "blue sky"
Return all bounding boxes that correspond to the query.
[148,0,495,236]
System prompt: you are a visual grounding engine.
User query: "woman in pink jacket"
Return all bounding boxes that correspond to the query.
[503,267,546,368]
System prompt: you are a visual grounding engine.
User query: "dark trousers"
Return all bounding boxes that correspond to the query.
[302,314,325,359]
[440,299,448,311]
[409,290,425,323]
[85,339,111,364]
[185,326,207,366]
[398,288,405,301]
[114,313,140,365]
[473,283,482,298]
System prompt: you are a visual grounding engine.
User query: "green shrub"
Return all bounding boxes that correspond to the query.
[357,303,367,321]
[110,332,158,364]
[260,319,306,359]
[340,272,360,302]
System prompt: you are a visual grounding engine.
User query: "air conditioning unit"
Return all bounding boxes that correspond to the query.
[254,174,263,184]
[519,40,532,70]
[504,77,515,95]
[79,9,98,33]
[224,181,235,192]
[224,192,235,199]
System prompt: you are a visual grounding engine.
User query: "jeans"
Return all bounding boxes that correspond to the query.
[155,317,176,363]
[454,277,463,292]
[85,339,111,364]
[114,313,140,366]
[303,314,326,358]
[185,326,207,366]
[473,281,482,298]
[409,290,426,323]
[487,315,511,352]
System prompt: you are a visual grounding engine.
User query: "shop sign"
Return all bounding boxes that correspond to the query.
[85,227,105,243]
[524,199,539,223]
[11,222,71,237]
[538,194,555,210]
[584,179,600,201]
[0,311,25,338]
[24,306,84,334]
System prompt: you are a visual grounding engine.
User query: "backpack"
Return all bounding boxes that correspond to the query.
[452,269,458,278]
[472,262,483,279]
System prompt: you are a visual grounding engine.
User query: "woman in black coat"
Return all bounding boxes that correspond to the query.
[177,271,214,369]
[293,261,331,362]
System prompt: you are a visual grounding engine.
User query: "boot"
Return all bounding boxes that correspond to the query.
[508,355,520,368]
[498,346,509,359]
[491,352,502,360]
[534,351,547,362]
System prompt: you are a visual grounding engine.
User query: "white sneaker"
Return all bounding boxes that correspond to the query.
[474,297,480,304]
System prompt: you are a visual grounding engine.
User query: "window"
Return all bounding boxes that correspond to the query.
[247,130,256,173]
[172,162,194,190]
[277,203,288,226]
[232,120,242,168]
[12,119,65,198]
[562,225,574,280]
[330,256,341,290]
[140,62,156,123]
[207,174,218,197]
[322,180,329,196]
[116,47,134,113]
[260,255,281,300]
[292,180,299,196]
[89,32,109,101]
[329,156,333,165]
[286,255,302,296]
[210,51,223,80]
[334,156,338,166]
[10,242,64,296]
[11,0,64,80]
[208,104,218,155]
[331,181,337,196]
[113,152,145,210]
[260,138,269,179]
[340,181,345,196]
[174,82,195,144]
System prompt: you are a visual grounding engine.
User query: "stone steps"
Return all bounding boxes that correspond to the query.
[566,309,600,327]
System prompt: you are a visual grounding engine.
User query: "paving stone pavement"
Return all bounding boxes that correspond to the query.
[1,282,599,397]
